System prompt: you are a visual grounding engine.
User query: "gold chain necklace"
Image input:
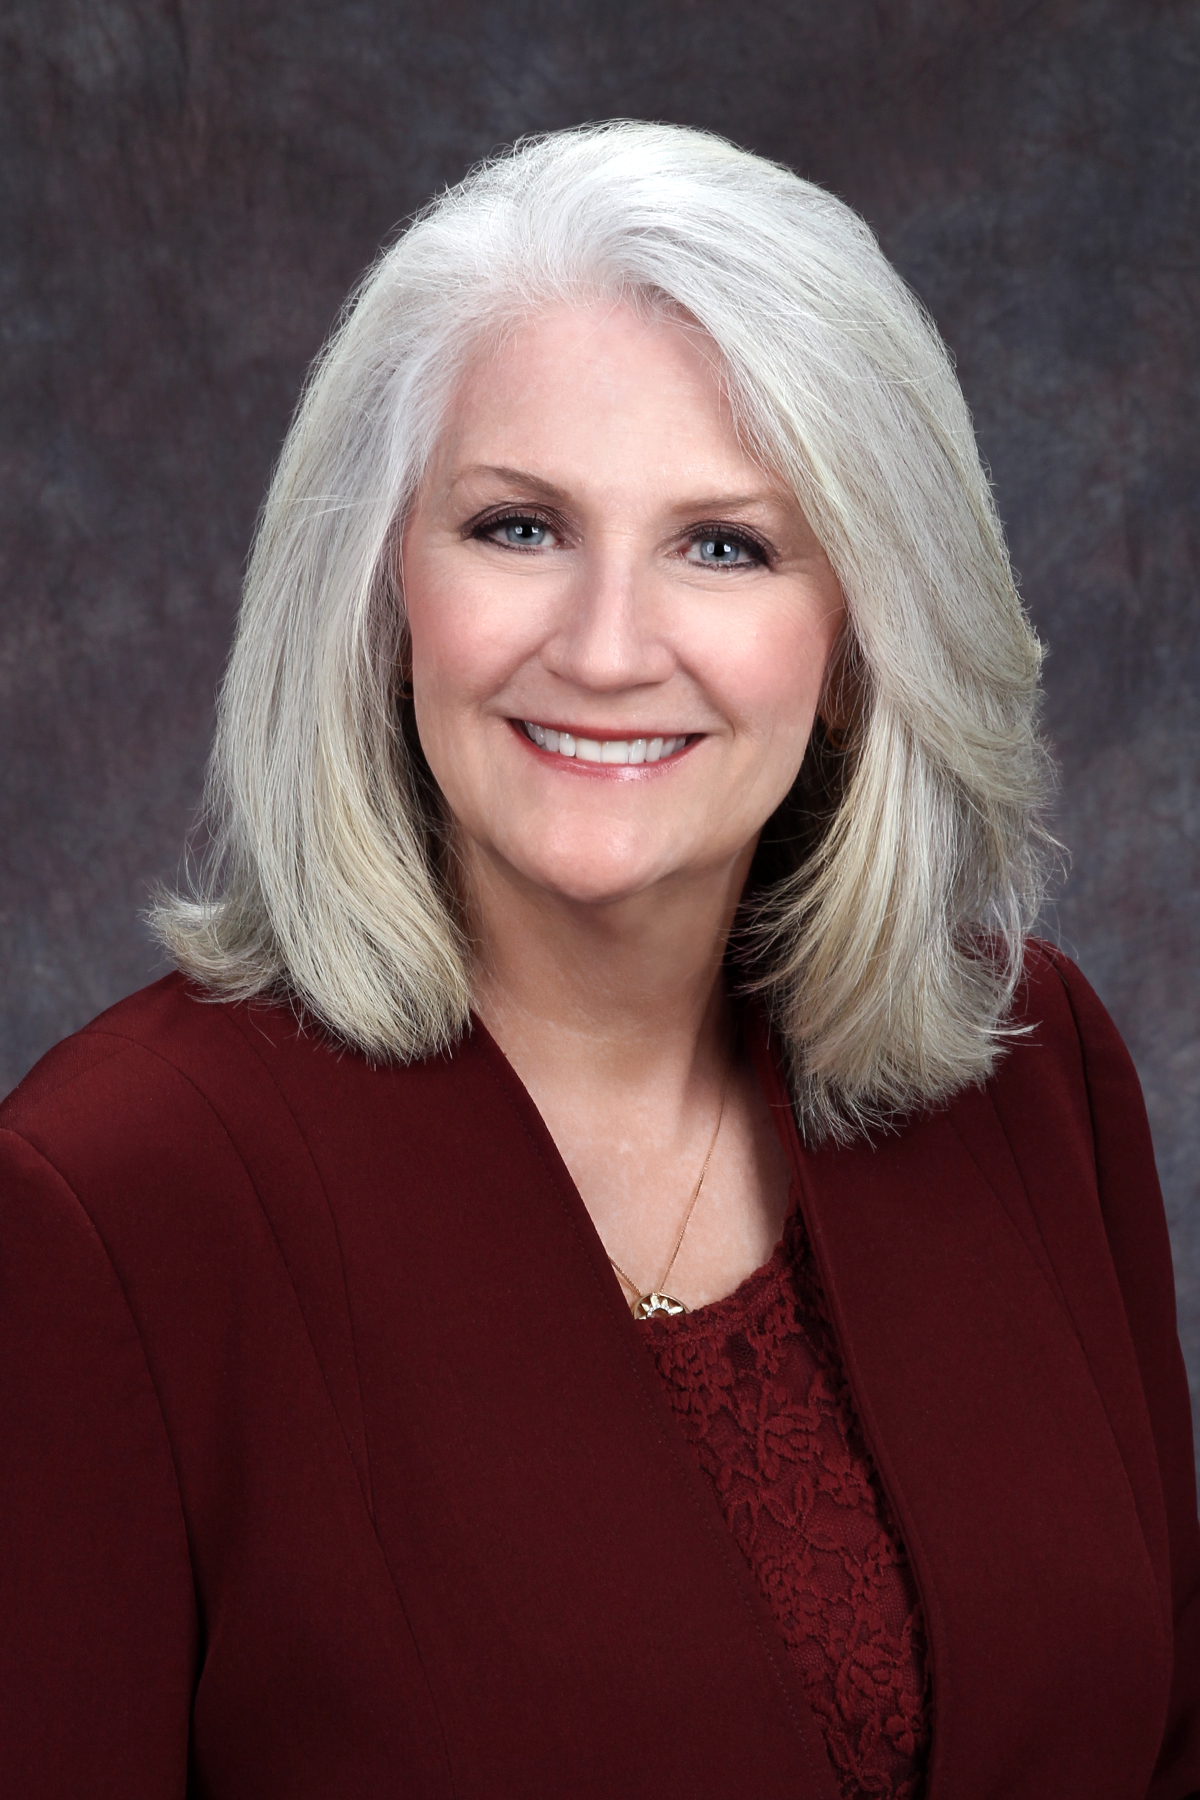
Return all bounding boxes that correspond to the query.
[607,1070,730,1320]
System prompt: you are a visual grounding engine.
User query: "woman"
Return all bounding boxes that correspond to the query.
[2,122,1196,1798]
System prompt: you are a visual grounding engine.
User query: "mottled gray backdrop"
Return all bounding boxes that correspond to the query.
[3,1,1198,1444]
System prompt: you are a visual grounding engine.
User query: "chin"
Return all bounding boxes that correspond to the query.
[502,836,676,908]
[526,863,665,908]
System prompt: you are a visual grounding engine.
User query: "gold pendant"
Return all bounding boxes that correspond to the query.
[632,1291,689,1320]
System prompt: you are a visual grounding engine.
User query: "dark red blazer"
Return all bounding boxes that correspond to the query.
[1,942,1197,1798]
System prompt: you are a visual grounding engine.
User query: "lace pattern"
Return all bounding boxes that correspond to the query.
[640,1194,931,1800]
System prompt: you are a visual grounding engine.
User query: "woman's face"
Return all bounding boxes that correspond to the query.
[401,301,846,915]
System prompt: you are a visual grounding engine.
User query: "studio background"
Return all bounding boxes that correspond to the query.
[3,0,1198,1454]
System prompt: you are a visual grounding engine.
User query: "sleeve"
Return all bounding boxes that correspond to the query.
[0,1128,198,1798]
[1052,955,1200,1799]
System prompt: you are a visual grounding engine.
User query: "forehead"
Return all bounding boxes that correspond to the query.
[430,299,762,492]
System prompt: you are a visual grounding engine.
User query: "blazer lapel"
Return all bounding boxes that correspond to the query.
[275,1016,843,1800]
[750,1023,1169,1799]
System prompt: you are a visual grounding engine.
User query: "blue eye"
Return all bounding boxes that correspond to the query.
[483,515,554,548]
[687,532,761,567]
[701,538,738,563]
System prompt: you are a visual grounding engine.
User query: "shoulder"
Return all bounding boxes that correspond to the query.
[939,938,1164,1334]
[980,937,1147,1171]
[1007,935,1133,1070]
[2,974,300,1186]
[0,977,408,1438]
[0,973,482,1259]
[0,976,370,1292]
[961,942,1178,1445]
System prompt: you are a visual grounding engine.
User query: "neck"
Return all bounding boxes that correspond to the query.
[466,846,754,1101]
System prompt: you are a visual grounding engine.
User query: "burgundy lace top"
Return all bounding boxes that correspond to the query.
[638,1186,932,1800]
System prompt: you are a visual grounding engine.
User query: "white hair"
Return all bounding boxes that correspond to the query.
[152,120,1051,1141]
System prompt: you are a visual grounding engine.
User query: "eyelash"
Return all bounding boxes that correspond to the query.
[470,509,773,567]
[687,522,772,568]
[470,508,564,548]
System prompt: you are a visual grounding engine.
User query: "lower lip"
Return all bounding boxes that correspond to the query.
[509,721,699,780]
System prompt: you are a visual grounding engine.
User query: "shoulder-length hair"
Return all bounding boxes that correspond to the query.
[152,120,1051,1142]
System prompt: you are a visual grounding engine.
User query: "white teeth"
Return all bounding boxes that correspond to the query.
[522,723,687,763]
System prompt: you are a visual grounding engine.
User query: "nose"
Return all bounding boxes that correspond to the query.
[540,542,676,693]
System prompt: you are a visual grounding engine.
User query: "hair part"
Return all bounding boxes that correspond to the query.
[151,119,1053,1141]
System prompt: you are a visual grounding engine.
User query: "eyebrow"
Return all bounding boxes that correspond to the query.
[448,464,788,517]
[449,465,572,504]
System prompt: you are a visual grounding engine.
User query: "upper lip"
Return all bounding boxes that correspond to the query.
[515,719,697,739]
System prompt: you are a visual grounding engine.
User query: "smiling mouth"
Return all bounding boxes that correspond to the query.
[519,721,692,765]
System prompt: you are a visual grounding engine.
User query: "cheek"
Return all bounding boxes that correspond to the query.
[707,601,841,742]
[404,557,530,708]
